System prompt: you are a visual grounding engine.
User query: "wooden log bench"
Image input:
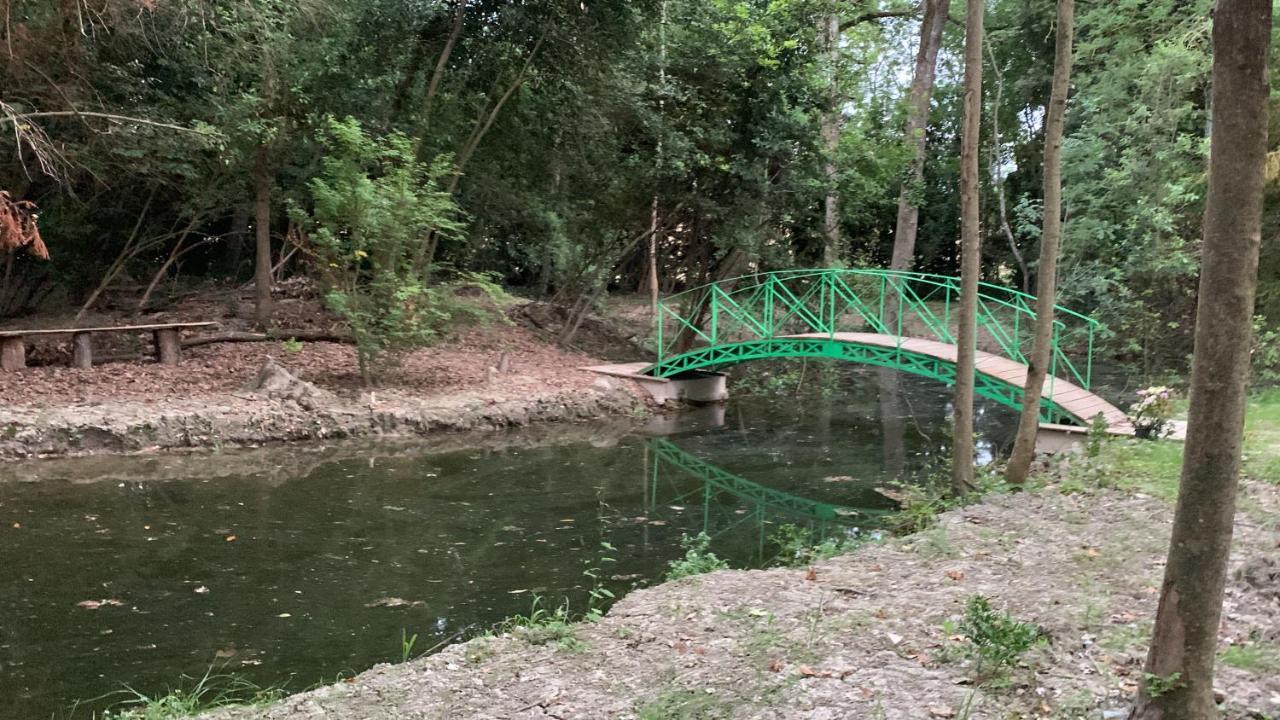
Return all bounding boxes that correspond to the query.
[0,322,218,371]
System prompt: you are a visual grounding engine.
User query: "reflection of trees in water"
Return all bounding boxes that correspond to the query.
[877,367,907,480]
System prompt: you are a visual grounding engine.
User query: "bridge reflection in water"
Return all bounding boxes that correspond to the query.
[641,437,895,563]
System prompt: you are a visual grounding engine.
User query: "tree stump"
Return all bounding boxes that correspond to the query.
[155,328,181,366]
[1,337,25,371]
[72,332,93,369]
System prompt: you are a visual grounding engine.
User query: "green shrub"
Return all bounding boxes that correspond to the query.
[768,524,870,567]
[951,595,1044,679]
[666,533,729,580]
[292,117,471,383]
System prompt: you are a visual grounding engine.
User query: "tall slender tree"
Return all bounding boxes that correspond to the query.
[950,0,984,495]
[1132,0,1271,716]
[1004,0,1074,485]
[889,0,951,273]
[253,144,273,326]
[819,10,842,266]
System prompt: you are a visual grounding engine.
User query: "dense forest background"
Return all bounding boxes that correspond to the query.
[2,0,1278,378]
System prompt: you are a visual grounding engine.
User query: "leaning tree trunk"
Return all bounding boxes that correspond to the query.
[889,0,950,273]
[1004,0,1074,486]
[253,144,274,327]
[951,0,984,497]
[1132,1,1271,718]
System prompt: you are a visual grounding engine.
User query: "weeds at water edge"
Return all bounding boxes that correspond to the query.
[96,668,283,719]
[665,532,729,580]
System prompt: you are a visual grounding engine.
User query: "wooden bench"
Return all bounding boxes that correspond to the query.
[0,322,219,371]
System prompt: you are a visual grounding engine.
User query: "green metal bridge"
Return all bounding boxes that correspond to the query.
[622,268,1128,431]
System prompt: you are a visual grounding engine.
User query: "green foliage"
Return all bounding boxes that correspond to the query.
[949,595,1044,681]
[1141,671,1183,698]
[281,337,304,354]
[101,670,282,719]
[1219,640,1280,675]
[1253,316,1280,385]
[634,688,735,720]
[495,596,581,650]
[1085,413,1111,458]
[665,533,729,580]
[399,629,418,663]
[295,117,467,381]
[767,524,870,567]
[581,541,619,622]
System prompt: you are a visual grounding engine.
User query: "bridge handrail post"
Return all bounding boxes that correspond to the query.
[896,277,904,350]
[944,279,952,343]
[764,277,774,337]
[877,274,887,328]
[1049,329,1059,415]
[825,272,835,338]
[656,302,665,367]
[710,288,719,345]
[1087,323,1094,389]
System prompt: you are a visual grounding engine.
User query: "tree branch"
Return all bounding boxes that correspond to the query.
[0,110,212,135]
[839,9,916,32]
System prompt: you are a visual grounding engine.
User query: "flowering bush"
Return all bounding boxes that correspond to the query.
[1129,386,1176,439]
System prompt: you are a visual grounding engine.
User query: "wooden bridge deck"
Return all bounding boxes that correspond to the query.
[584,331,1133,435]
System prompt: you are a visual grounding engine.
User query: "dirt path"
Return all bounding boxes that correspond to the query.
[205,474,1280,720]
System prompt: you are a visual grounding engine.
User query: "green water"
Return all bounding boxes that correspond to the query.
[0,365,1016,718]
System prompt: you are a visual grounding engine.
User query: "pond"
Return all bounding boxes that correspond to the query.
[0,363,1018,718]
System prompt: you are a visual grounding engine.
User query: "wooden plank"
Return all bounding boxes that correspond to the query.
[0,322,218,338]
[788,331,1130,431]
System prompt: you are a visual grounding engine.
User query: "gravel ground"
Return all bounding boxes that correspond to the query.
[205,475,1280,720]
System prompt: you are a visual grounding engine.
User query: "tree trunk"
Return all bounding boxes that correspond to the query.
[878,367,907,479]
[1004,0,1074,486]
[253,144,274,327]
[155,328,181,366]
[647,195,661,311]
[951,0,984,497]
[820,12,842,267]
[1,336,24,371]
[889,0,950,273]
[72,332,92,369]
[1132,1,1270,717]
[987,45,1030,295]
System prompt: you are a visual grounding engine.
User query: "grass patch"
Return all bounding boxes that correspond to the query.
[1061,391,1280,497]
[99,670,282,719]
[1219,640,1280,674]
[635,688,736,719]
[494,597,582,651]
[1244,390,1280,482]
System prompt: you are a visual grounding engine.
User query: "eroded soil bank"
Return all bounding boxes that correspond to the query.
[206,473,1280,720]
[0,322,649,459]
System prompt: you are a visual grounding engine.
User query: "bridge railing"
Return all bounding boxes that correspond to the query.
[654,268,1100,390]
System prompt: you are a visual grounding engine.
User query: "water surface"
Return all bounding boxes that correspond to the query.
[0,363,1017,718]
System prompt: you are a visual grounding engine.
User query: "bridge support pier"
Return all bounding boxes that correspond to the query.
[581,363,728,405]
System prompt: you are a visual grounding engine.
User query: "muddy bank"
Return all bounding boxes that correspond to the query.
[0,376,646,460]
[205,476,1280,720]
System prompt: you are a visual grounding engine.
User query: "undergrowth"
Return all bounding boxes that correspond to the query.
[665,533,729,580]
[942,595,1045,685]
[493,596,584,651]
[97,669,282,719]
